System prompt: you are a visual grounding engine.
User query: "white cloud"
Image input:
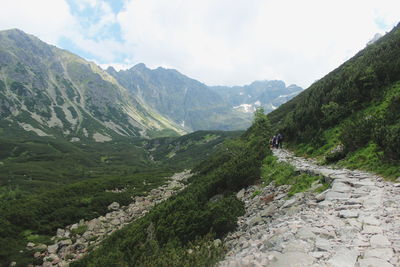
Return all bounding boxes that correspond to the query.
[0,0,399,88]
[0,0,76,45]
[116,0,400,88]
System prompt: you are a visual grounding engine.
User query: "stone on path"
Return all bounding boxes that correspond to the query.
[362,225,383,234]
[268,252,315,267]
[338,210,359,218]
[361,216,381,226]
[218,149,400,267]
[315,237,332,251]
[358,258,393,267]
[370,234,391,248]
[364,248,394,261]
[327,247,358,267]
[325,191,351,201]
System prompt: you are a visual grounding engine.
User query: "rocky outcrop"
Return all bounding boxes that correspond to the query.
[33,170,192,266]
[219,149,400,266]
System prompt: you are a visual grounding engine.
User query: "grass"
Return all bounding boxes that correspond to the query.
[71,225,88,236]
[261,155,329,197]
[339,143,400,180]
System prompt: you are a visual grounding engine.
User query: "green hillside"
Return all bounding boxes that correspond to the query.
[0,29,185,140]
[268,23,400,178]
[71,110,271,267]
[0,130,237,265]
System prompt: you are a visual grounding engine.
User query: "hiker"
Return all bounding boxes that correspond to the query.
[277,133,283,149]
[269,136,274,148]
[272,135,277,149]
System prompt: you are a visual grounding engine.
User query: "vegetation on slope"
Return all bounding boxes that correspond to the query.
[261,155,329,197]
[145,130,242,169]
[72,109,272,266]
[0,130,235,265]
[268,23,400,178]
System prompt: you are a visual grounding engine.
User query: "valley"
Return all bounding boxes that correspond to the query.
[0,17,399,267]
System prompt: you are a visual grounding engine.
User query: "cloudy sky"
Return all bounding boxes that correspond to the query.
[0,0,399,88]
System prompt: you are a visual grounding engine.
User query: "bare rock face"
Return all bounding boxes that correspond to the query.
[218,149,400,267]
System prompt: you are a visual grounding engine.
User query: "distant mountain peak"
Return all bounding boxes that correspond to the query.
[132,63,148,70]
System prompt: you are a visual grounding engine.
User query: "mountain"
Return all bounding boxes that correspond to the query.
[106,64,252,131]
[107,65,302,131]
[0,29,185,141]
[268,23,400,175]
[210,80,303,113]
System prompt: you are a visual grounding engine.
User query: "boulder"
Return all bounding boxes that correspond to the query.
[236,189,245,199]
[47,244,58,254]
[107,202,120,211]
[70,223,79,231]
[35,243,47,251]
[58,239,73,247]
[57,228,65,237]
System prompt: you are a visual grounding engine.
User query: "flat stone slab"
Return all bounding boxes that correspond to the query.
[362,225,383,234]
[268,252,315,267]
[360,216,381,226]
[338,210,359,218]
[331,182,353,193]
[364,248,394,261]
[296,227,317,241]
[315,237,332,251]
[350,180,376,188]
[358,258,393,267]
[327,247,359,267]
[370,234,391,248]
[325,191,351,201]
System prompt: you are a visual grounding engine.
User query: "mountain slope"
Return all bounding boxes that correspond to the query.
[211,80,303,113]
[0,29,185,141]
[268,23,400,175]
[107,64,252,131]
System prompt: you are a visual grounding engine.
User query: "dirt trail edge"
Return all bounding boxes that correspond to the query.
[219,149,400,267]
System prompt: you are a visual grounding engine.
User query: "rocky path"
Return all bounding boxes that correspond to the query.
[219,149,400,267]
[28,170,192,267]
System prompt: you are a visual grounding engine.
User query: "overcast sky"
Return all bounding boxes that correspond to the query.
[0,0,399,88]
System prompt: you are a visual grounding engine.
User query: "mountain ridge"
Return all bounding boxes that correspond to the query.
[107,63,303,131]
[0,29,186,141]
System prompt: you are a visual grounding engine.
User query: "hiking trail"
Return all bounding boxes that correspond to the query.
[219,149,400,267]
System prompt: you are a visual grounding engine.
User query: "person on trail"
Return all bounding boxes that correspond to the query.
[272,135,277,149]
[277,133,283,149]
[269,136,274,149]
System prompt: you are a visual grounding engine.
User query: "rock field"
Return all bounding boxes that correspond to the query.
[219,149,400,267]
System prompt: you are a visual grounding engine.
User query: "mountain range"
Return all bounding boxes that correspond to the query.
[0,28,302,142]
